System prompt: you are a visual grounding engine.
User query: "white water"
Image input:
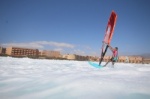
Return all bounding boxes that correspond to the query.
[0,57,150,99]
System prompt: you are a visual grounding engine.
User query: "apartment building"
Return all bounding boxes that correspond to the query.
[0,47,6,55]
[6,47,39,57]
[63,54,90,61]
[40,50,60,58]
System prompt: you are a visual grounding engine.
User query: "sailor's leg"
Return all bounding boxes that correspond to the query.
[103,59,111,67]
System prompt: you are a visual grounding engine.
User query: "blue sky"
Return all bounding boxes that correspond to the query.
[0,0,150,56]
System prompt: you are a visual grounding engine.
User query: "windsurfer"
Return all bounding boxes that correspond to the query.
[103,43,118,67]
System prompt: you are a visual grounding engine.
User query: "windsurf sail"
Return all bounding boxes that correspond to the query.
[99,11,117,65]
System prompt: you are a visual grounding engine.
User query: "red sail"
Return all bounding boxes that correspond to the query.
[104,11,117,44]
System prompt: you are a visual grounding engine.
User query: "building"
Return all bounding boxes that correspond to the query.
[6,47,39,57]
[103,56,111,62]
[143,58,150,64]
[67,54,76,60]
[0,47,6,55]
[128,56,143,63]
[63,54,89,61]
[61,54,145,63]
[102,56,143,63]
[40,50,60,58]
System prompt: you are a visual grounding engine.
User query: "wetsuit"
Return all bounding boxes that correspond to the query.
[110,50,118,62]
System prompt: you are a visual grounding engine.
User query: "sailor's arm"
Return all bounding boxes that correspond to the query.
[108,44,115,52]
[103,41,114,52]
